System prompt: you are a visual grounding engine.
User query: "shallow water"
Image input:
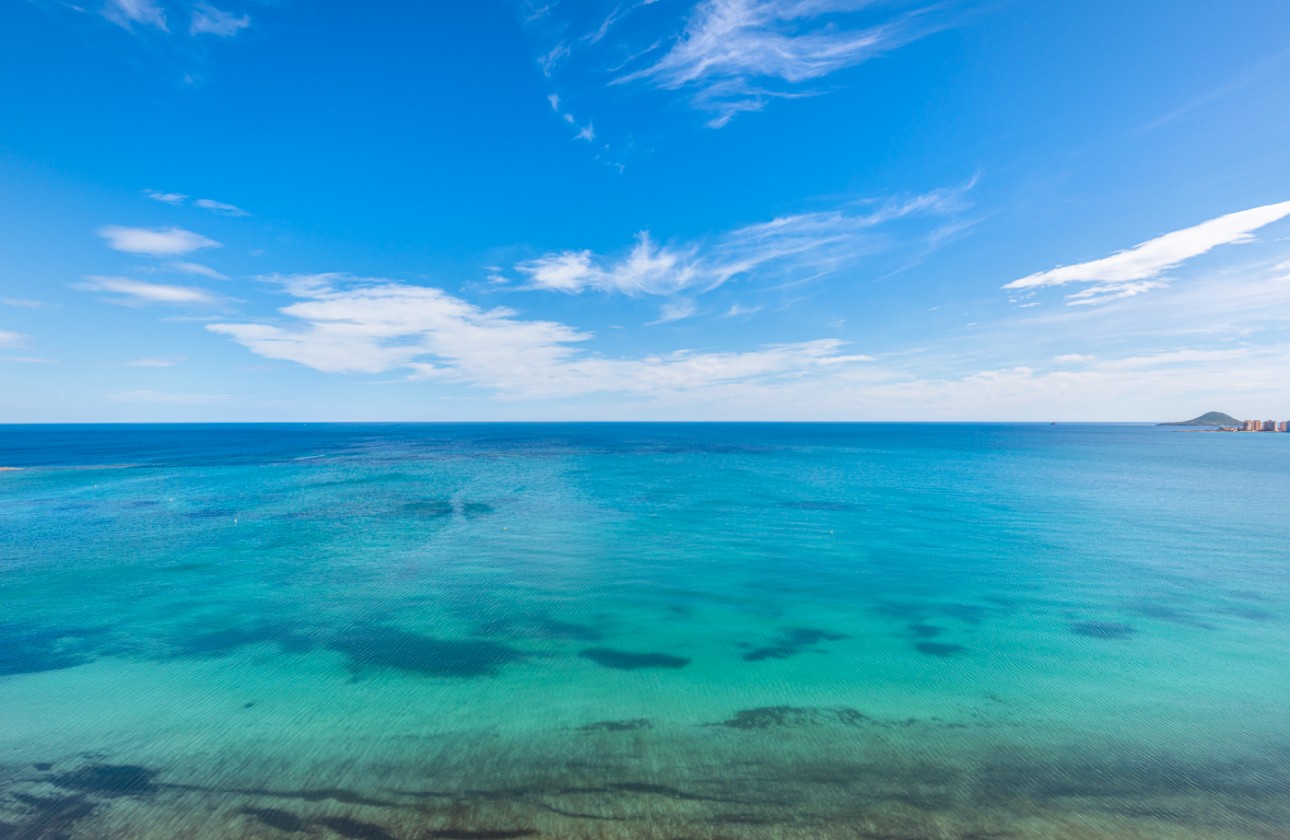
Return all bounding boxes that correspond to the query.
[1,423,1287,838]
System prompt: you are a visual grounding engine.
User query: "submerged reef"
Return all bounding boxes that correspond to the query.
[578,719,653,733]
[741,627,848,662]
[578,648,689,670]
[0,622,108,676]
[916,642,968,657]
[4,733,1290,840]
[709,706,874,730]
[331,626,527,678]
[1070,621,1137,640]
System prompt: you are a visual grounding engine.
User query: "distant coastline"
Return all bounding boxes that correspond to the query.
[1161,412,1289,433]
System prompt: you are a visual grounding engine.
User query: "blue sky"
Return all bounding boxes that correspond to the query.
[2,0,1289,421]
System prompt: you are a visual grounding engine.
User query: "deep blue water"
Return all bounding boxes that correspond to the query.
[1,423,1288,838]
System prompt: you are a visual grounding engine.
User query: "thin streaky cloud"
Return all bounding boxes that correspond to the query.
[166,262,230,280]
[98,225,222,257]
[1004,200,1290,305]
[193,198,250,216]
[0,329,27,347]
[78,276,219,306]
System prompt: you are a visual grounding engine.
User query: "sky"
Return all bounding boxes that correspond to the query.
[2,0,1290,422]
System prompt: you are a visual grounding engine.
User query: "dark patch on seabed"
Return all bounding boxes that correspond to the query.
[579,719,652,732]
[220,786,398,807]
[907,622,943,638]
[742,627,847,661]
[1070,621,1136,639]
[50,764,159,797]
[710,706,874,729]
[241,806,308,833]
[0,623,109,676]
[916,642,967,658]
[316,815,400,840]
[428,831,536,839]
[1129,601,1216,629]
[171,618,316,659]
[6,746,1290,840]
[578,648,689,670]
[0,763,157,840]
[331,626,527,678]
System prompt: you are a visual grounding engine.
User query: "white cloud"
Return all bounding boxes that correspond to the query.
[1064,279,1170,306]
[649,298,699,324]
[1004,201,1290,304]
[207,275,872,398]
[617,0,944,127]
[193,197,249,216]
[189,3,251,37]
[576,122,596,141]
[145,189,188,205]
[0,330,26,347]
[518,232,700,295]
[515,185,970,296]
[166,261,229,280]
[1053,354,1094,364]
[2,298,47,308]
[98,225,222,257]
[103,0,168,31]
[723,302,763,318]
[78,276,219,306]
[143,191,248,215]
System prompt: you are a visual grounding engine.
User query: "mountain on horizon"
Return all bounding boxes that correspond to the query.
[1158,411,1240,426]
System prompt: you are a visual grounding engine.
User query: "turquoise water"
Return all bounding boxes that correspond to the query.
[1,423,1288,839]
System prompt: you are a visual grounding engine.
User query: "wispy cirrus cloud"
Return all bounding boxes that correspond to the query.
[616,0,950,127]
[99,1,251,38]
[189,2,251,37]
[192,197,249,216]
[1004,200,1290,305]
[78,275,219,306]
[98,225,222,257]
[514,184,971,305]
[165,261,230,280]
[0,330,27,347]
[146,190,249,216]
[207,274,872,398]
[103,0,169,32]
[145,189,188,205]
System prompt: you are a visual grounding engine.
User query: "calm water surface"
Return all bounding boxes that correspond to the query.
[1,423,1287,839]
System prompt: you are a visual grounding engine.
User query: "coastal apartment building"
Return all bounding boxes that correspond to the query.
[1241,419,1289,431]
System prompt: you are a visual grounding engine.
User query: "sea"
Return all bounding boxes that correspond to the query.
[1,423,1287,839]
